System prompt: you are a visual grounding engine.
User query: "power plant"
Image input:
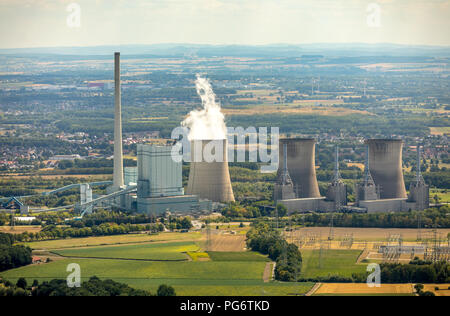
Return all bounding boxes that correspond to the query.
[186,139,235,203]
[2,53,430,217]
[275,138,429,214]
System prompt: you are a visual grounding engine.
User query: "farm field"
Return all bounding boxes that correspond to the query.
[53,241,200,261]
[294,227,450,242]
[223,106,370,117]
[313,283,415,296]
[22,232,203,250]
[423,284,450,296]
[0,257,314,295]
[0,226,42,234]
[207,232,247,252]
[300,249,366,279]
[208,251,270,262]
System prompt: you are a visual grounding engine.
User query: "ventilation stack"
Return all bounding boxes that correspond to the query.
[326,145,347,209]
[274,143,296,201]
[408,144,429,210]
[186,139,235,202]
[277,138,321,198]
[112,52,124,191]
[366,139,407,199]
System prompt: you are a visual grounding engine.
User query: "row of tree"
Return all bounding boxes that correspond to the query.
[0,233,32,272]
[246,222,302,282]
[0,276,176,297]
[293,206,450,229]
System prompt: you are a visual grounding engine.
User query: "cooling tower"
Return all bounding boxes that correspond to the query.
[277,138,321,198]
[186,139,235,202]
[366,139,407,199]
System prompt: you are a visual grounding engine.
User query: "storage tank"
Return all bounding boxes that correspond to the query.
[186,139,235,202]
[277,138,321,198]
[366,139,407,199]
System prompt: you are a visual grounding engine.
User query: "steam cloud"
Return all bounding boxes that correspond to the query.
[182,75,227,140]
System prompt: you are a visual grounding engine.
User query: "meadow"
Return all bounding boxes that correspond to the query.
[53,241,200,261]
[300,249,365,279]
[0,258,315,295]
[208,251,270,262]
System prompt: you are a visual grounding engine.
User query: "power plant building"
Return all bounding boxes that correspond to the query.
[357,140,429,213]
[276,138,428,214]
[136,144,206,215]
[275,138,343,213]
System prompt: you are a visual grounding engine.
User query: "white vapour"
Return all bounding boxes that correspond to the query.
[182,75,227,140]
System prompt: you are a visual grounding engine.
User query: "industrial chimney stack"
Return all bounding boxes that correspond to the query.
[113,52,124,190]
[186,139,235,203]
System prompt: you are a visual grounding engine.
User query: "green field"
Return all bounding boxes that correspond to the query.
[208,251,270,262]
[53,241,199,261]
[300,249,365,279]
[431,189,450,203]
[0,258,313,295]
[22,232,202,250]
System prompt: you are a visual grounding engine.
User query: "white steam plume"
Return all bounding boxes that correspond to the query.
[182,75,227,140]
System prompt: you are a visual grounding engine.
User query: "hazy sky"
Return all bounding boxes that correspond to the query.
[0,0,449,48]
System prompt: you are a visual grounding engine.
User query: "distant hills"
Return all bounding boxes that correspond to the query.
[0,43,449,58]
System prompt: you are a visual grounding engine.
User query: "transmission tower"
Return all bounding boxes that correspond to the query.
[328,213,335,241]
[206,224,211,252]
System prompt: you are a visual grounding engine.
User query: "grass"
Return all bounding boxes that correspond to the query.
[22,232,202,250]
[0,258,307,295]
[208,251,270,262]
[430,189,450,203]
[0,258,313,296]
[300,249,366,279]
[52,241,200,261]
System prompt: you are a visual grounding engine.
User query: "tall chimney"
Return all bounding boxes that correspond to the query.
[113,52,124,190]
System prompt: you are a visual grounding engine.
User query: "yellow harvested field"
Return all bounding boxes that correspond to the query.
[430,127,450,136]
[223,106,372,117]
[293,227,450,242]
[315,283,414,295]
[208,232,247,252]
[347,162,364,170]
[423,284,450,296]
[0,226,42,235]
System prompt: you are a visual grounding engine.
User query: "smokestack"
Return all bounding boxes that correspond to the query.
[366,139,407,199]
[113,52,124,190]
[278,138,321,198]
[186,139,235,202]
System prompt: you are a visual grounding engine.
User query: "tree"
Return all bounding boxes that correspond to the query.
[276,204,287,218]
[16,278,27,290]
[157,284,176,296]
[414,283,424,294]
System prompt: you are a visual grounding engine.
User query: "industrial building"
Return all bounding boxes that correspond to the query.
[136,144,207,215]
[356,140,429,213]
[275,138,429,214]
[102,52,211,216]
[275,139,345,213]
